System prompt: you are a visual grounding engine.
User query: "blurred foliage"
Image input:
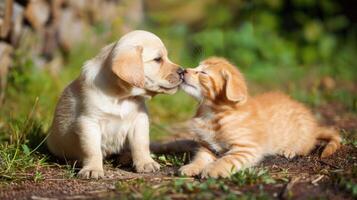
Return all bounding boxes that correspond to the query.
[143,0,357,112]
[1,0,357,143]
[145,0,357,79]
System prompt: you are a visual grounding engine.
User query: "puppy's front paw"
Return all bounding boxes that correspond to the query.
[201,162,231,178]
[78,166,104,179]
[135,159,161,173]
[179,164,203,177]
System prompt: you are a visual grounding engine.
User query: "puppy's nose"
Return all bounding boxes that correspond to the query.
[177,68,185,75]
[177,68,185,80]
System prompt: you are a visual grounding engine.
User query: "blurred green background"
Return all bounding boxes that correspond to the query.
[1,0,356,145]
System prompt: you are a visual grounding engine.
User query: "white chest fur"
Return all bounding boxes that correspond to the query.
[86,89,144,156]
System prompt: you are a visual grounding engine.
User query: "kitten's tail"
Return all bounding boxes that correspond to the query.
[317,127,341,158]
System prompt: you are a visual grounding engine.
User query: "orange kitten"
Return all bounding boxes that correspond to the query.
[179,57,341,178]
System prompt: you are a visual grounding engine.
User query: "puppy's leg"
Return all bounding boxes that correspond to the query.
[179,147,216,177]
[201,144,262,178]
[77,117,104,179]
[129,112,160,173]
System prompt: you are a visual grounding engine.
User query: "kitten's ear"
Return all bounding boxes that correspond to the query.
[222,69,248,103]
[111,45,145,88]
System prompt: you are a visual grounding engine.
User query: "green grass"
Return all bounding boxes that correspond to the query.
[230,168,276,186]
[114,168,276,200]
[154,152,191,167]
[0,41,101,182]
[331,166,357,198]
[0,118,49,181]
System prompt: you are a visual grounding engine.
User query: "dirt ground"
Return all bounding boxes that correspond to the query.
[0,145,356,200]
[0,102,356,200]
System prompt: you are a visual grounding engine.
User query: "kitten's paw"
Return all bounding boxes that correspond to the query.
[78,166,104,179]
[179,164,203,177]
[201,163,231,178]
[135,159,161,173]
[281,150,297,159]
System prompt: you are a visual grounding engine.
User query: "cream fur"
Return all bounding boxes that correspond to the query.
[47,30,182,179]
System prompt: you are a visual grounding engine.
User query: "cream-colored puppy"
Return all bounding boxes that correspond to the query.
[47,30,183,179]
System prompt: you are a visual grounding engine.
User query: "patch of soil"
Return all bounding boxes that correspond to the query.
[1,145,355,200]
[259,145,357,200]
[316,101,357,134]
[0,166,177,200]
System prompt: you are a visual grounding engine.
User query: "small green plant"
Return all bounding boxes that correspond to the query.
[116,178,168,200]
[63,161,78,179]
[352,140,357,148]
[154,153,189,167]
[230,168,276,186]
[173,178,218,193]
[331,166,357,197]
[114,177,274,200]
[33,171,43,182]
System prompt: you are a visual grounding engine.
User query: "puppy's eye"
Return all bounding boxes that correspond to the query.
[154,57,162,63]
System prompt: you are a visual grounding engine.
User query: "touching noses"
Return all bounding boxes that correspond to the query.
[177,68,186,80]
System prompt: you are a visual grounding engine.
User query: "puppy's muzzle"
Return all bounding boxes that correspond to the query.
[166,67,185,85]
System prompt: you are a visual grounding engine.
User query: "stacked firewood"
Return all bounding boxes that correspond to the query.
[0,0,143,103]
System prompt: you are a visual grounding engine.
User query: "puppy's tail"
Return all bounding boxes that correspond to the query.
[317,127,341,158]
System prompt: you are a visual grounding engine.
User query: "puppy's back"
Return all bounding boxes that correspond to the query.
[47,79,83,159]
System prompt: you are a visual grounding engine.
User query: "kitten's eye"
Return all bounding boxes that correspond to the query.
[154,57,162,63]
[200,71,208,75]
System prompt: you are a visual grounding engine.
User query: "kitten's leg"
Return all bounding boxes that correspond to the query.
[179,147,216,177]
[201,144,262,178]
[279,149,297,159]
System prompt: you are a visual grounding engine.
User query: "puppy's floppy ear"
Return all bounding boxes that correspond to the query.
[222,69,248,103]
[112,45,145,88]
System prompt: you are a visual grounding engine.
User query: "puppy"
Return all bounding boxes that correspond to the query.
[47,30,183,179]
[179,57,341,178]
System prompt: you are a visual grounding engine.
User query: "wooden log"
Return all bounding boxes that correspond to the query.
[98,0,120,23]
[24,0,50,31]
[0,0,13,39]
[16,26,43,66]
[0,42,13,104]
[65,0,100,22]
[124,0,144,27]
[65,0,87,11]
[10,2,24,46]
[50,0,64,24]
[37,0,64,61]
[98,0,144,33]
[58,8,88,52]
[42,24,58,59]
